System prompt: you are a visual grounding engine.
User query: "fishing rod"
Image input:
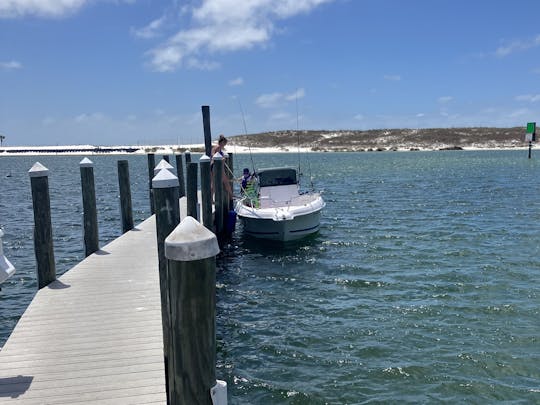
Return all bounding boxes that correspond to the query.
[237,99,256,175]
[295,89,314,191]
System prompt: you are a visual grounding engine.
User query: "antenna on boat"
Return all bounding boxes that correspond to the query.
[296,89,301,178]
[238,99,256,174]
[295,89,314,191]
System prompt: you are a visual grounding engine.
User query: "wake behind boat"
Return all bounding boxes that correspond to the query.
[235,167,325,241]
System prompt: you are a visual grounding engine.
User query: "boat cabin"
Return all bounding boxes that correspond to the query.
[256,167,299,209]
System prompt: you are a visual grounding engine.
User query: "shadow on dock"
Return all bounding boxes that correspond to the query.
[0,375,34,398]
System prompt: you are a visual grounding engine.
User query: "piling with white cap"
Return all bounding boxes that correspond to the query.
[154,159,175,176]
[187,162,199,220]
[212,153,224,236]
[199,155,213,231]
[147,153,156,214]
[117,160,133,234]
[80,158,99,256]
[29,162,56,289]
[175,153,186,198]
[165,216,221,404]
[152,168,181,402]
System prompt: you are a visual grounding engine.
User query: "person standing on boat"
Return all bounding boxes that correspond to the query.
[211,134,232,199]
[240,167,253,194]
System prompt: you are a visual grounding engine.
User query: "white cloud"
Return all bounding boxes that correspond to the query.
[74,112,105,123]
[494,34,540,57]
[383,74,401,81]
[0,0,87,18]
[256,88,305,108]
[0,60,22,70]
[416,113,425,117]
[148,0,334,71]
[438,96,453,103]
[229,77,244,86]
[285,88,305,101]
[354,114,364,120]
[185,58,220,70]
[131,16,165,39]
[508,108,530,118]
[1,0,134,18]
[515,94,540,103]
[256,92,283,108]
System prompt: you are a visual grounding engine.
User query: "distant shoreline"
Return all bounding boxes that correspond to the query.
[0,143,533,157]
[0,127,534,156]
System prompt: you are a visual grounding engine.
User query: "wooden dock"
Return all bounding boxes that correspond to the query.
[0,216,167,404]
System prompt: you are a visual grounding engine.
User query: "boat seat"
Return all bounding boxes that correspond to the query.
[259,185,298,208]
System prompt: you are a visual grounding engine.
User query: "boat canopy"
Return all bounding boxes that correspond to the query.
[256,167,297,187]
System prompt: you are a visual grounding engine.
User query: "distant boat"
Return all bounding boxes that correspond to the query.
[235,167,325,242]
[5,172,12,178]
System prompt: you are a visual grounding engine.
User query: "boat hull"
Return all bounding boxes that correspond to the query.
[239,209,322,241]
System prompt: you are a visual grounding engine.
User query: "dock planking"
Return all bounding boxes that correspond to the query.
[0,216,167,404]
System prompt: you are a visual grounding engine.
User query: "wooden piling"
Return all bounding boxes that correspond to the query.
[175,154,186,198]
[163,155,170,163]
[117,160,134,233]
[29,162,56,289]
[226,152,234,210]
[147,153,156,214]
[199,155,213,231]
[152,169,180,403]
[80,158,99,257]
[164,216,222,405]
[202,105,212,158]
[185,150,192,164]
[213,154,224,235]
[186,162,199,220]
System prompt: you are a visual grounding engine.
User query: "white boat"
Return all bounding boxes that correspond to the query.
[235,167,325,241]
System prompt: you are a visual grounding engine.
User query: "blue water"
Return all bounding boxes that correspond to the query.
[1,151,540,403]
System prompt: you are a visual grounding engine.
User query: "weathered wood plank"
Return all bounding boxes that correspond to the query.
[0,216,166,404]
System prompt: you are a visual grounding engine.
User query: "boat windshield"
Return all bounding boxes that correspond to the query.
[257,168,297,187]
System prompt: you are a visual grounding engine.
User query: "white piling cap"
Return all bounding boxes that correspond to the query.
[154,159,175,176]
[210,380,228,405]
[152,168,179,189]
[165,216,220,262]
[185,149,191,154]
[212,152,223,161]
[200,155,210,162]
[28,162,49,178]
[79,157,94,167]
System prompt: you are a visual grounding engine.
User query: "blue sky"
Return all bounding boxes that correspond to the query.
[1,0,540,146]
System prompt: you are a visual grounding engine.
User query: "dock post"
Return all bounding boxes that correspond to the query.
[202,105,212,158]
[80,158,99,257]
[199,155,213,231]
[186,162,199,219]
[164,216,226,405]
[117,160,134,233]
[226,152,234,210]
[147,153,156,214]
[163,155,170,163]
[175,154,186,198]
[29,162,56,289]
[213,154,224,235]
[152,169,180,404]
[185,150,192,164]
